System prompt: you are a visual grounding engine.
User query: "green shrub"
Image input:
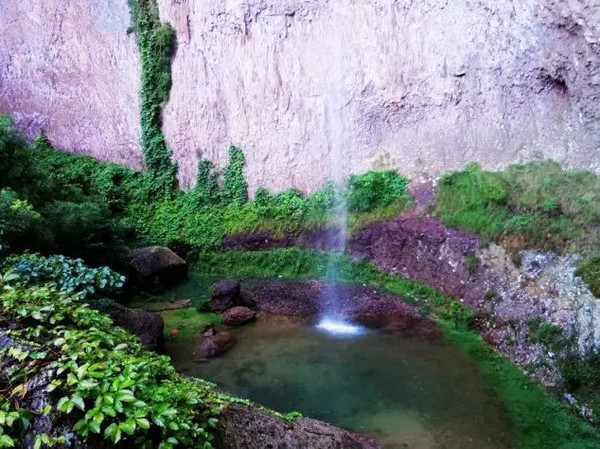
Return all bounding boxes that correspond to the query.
[43,200,112,253]
[346,170,410,214]
[0,117,40,198]
[0,190,46,254]
[3,253,125,298]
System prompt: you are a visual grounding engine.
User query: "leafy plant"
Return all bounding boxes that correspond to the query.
[3,254,125,299]
[0,261,226,448]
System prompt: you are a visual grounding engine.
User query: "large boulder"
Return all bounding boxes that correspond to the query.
[215,403,381,449]
[107,304,164,351]
[127,246,187,289]
[211,280,241,312]
[222,306,256,326]
[198,332,235,358]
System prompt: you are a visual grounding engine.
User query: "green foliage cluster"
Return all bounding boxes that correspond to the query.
[132,162,411,249]
[575,255,600,298]
[221,146,248,208]
[435,161,600,251]
[0,258,226,448]
[0,190,44,255]
[0,121,147,260]
[128,0,178,198]
[1,115,412,256]
[186,248,600,448]
[3,254,125,298]
[346,170,410,214]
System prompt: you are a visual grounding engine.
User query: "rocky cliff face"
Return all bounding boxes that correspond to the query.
[0,0,143,168]
[2,0,600,192]
[158,0,600,192]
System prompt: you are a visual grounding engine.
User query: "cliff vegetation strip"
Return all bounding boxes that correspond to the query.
[128,0,178,198]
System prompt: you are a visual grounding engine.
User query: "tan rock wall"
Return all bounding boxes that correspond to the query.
[0,0,144,168]
[159,0,600,193]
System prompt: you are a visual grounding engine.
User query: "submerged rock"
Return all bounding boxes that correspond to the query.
[222,306,256,326]
[201,323,217,337]
[211,280,241,312]
[215,403,381,449]
[127,246,187,289]
[198,332,235,358]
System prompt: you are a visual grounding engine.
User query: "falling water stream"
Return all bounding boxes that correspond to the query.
[316,72,368,337]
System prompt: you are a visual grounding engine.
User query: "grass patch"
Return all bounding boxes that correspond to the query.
[435,161,600,252]
[161,308,221,339]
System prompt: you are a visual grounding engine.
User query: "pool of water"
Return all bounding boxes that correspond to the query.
[166,317,515,449]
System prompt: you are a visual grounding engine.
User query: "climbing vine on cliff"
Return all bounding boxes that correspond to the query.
[128,0,178,198]
[221,146,248,209]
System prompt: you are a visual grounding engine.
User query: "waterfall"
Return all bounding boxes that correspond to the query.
[315,95,366,337]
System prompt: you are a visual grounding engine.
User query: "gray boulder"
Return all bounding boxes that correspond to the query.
[211,280,241,312]
[127,246,187,288]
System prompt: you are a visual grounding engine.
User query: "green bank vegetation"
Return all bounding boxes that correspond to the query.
[434,161,600,297]
[0,116,411,259]
[435,161,600,252]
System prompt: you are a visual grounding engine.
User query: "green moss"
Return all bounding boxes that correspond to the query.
[576,255,600,298]
[161,307,221,339]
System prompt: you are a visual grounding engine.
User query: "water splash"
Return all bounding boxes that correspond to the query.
[316,317,367,337]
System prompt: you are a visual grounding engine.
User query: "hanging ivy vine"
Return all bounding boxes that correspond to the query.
[128,0,178,199]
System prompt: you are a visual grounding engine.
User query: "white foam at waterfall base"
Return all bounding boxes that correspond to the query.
[316,317,367,337]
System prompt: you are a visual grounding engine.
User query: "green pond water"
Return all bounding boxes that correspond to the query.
[166,317,515,449]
